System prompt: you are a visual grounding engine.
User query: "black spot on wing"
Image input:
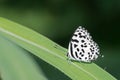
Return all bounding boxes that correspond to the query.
[73,34,78,37]
[79,52,82,55]
[81,54,84,57]
[81,45,84,47]
[85,57,87,60]
[78,33,81,35]
[70,43,75,58]
[75,51,78,58]
[81,40,85,43]
[79,57,81,59]
[74,44,78,48]
[71,39,79,43]
[81,43,87,48]
[77,48,79,51]
[81,49,85,53]
[90,45,93,47]
[95,52,99,55]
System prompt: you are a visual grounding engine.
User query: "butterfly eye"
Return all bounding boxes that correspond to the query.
[67,26,100,63]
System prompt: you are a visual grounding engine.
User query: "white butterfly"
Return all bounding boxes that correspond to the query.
[67,26,100,63]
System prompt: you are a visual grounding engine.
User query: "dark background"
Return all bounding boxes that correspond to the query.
[0,0,120,79]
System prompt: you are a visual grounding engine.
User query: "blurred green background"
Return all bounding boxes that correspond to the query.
[0,0,120,79]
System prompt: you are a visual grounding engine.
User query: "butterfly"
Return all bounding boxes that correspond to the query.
[67,26,100,63]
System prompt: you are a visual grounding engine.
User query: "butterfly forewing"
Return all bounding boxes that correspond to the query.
[67,26,100,62]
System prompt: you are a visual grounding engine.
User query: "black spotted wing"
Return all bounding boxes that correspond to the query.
[67,26,100,62]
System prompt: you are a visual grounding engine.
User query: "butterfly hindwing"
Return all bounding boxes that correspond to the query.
[67,26,100,62]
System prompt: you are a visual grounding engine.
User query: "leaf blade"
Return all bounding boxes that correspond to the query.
[0,35,47,80]
[0,17,117,80]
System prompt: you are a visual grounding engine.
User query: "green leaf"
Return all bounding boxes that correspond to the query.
[0,35,47,80]
[0,17,117,80]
